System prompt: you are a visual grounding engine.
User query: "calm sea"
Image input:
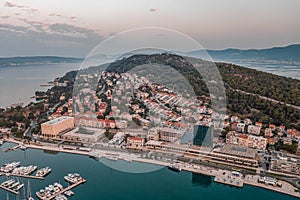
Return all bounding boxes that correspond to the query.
[0,142,297,200]
[0,63,80,108]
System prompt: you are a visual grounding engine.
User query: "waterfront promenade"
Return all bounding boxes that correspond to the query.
[4,138,300,198]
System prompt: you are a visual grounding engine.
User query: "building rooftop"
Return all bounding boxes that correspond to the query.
[43,116,74,125]
[213,144,257,159]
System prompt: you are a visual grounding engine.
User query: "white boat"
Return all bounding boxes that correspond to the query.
[20,145,27,150]
[9,182,19,189]
[0,161,21,173]
[64,173,82,184]
[55,194,68,200]
[12,165,37,175]
[35,167,51,177]
[1,179,15,187]
[14,183,24,191]
[64,190,74,196]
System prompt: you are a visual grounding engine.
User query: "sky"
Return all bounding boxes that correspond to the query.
[0,0,299,57]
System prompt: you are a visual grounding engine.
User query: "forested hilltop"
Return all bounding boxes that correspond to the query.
[104,53,300,129]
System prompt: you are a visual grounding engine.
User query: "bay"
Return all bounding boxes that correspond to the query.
[0,142,297,200]
[0,63,80,108]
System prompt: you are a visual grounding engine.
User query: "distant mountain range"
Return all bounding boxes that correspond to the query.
[0,56,82,67]
[186,44,300,63]
[0,44,299,67]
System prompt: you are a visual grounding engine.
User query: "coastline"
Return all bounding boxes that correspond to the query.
[4,138,300,199]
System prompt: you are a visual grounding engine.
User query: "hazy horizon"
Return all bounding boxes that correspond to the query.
[0,0,299,57]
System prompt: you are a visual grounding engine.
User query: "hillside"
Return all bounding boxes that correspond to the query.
[103,53,300,129]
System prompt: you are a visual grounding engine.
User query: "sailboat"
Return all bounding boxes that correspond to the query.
[27,179,35,200]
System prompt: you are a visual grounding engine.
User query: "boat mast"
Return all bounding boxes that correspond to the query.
[27,179,32,198]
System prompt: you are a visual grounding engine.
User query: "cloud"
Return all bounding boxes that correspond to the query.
[0,23,104,57]
[48,23,98,38]
[4,2,24,8]
[21,7,39,13]
[0,23,29,33]
[49,13,77,22]
[49,13,62,17]
[149,8,157,12]
[18,18,48,31]
[0,16,10,19]
[4,1,39,14]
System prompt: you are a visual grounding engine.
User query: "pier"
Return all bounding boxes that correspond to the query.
[9,173,45,180]
[0,184,20,195]
[3,144,20,152]
[37,179,86,200]
[0,172,45,180]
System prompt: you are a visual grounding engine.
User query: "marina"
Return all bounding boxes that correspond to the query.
[36,174,86,200]
[0,142,298,200]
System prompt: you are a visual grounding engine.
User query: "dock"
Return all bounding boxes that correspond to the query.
[0,172,44,180]
[38,179,86,200]
[10,173,45,180]
[3,145,21,152]
[0,181,21,195]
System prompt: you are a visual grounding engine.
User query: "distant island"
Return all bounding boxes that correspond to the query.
[186,44,300,64]
[0,56,83,67]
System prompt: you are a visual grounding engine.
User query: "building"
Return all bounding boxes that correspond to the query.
[127,137,145,149]
[269,124,276,131]
[270,154,300,176]
[159,127,183,143]
[41,116,75,138]
[61,128,104,143]
[226,131,248,147]
[212,144,258,167]
[297,142,300,155]
[247,125,261,135]
[75,117,116,129]
[0,128,11,140]
[193,124,213,147]
[116,120,128,129]
[147,127,160,141]
[226,131,267,150]
[145,141,258,168]
[248,135,267,150]
[235,123,245,133]
[264,128,273,137]
[267,137,276,145]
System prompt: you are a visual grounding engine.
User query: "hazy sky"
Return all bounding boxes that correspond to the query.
[0,0,299,57]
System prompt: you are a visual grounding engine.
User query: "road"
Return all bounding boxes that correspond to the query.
[229,87,300,110]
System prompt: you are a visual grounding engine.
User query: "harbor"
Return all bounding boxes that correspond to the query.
[0,142,298,200]
[1,139,300,199]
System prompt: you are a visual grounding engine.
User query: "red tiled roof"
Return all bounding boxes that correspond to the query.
[128,137,144,141]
